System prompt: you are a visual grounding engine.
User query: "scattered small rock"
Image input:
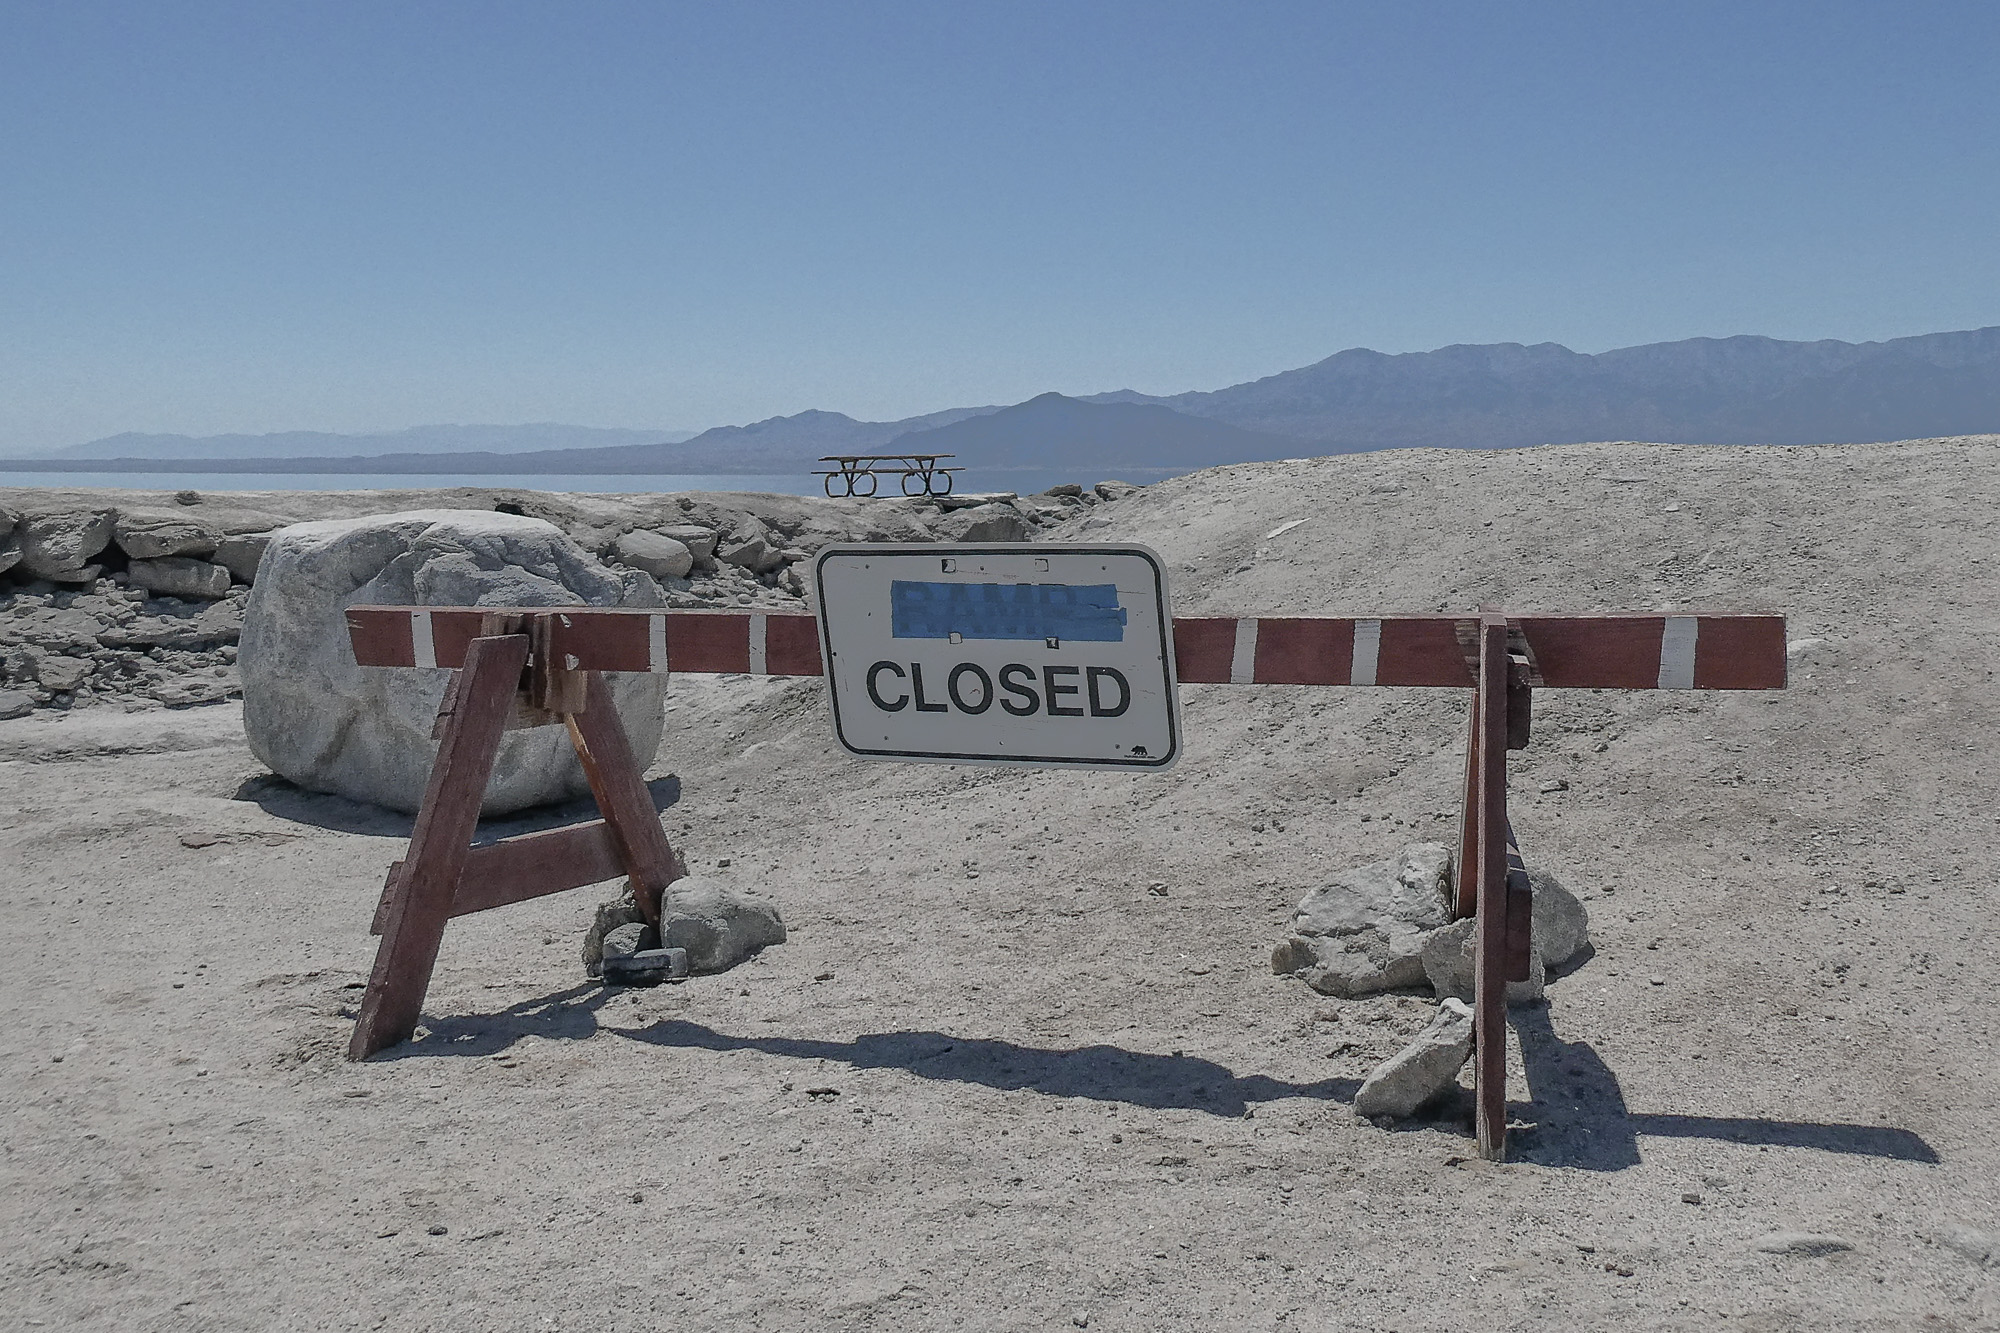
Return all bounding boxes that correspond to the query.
[115,513,219,560]
[34,654,93,692]
[1938,1223,1997,1268]
[581,896,648,978]
[126,557,233,600]
[934,505,1033,543]
[1422,866,1591,1004]
[601,947,690,987]
[609,529,695,581]
[600,922,651,960]
[716,519,785,574]
[658,524,720,565]
[212,533,271,584]
[15,509,114,583]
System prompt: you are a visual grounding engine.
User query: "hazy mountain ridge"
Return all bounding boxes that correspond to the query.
[880,392,1302,469]
[646,404,1007,470]
[9,326,1998,475]
[4,405,1015,476]
[54,423,704,460]
[1085,326,2000,448]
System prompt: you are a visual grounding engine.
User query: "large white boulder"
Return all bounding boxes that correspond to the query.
[240,510,668,815]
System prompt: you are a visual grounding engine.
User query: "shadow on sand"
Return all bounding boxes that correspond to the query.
[369,983,1939,1164]
[1509,1005,1938,1169]
[381,992,1360,1116]
[233,771,681,839]
[613,1020,1364,1117]
[376,984,617,1059]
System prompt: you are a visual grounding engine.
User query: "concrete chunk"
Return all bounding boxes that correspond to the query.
[1353,999,1474,1120]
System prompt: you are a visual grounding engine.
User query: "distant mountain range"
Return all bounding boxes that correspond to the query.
[7,326,1997,477]
[1084,325,2000,449]
[50,423,704,460]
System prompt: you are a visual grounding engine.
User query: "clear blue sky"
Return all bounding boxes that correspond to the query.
[3,1,1996,448]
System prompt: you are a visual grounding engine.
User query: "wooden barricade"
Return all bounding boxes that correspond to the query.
[345,604,1786,1162]
[345,610,683,1060]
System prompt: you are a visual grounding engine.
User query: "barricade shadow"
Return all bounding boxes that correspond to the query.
[377,983,615,1059]
[1509,1005,1939,1170]
[615,1019,1362,1117]
[233,772,682,838]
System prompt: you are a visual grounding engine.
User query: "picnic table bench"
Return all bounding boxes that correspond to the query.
[814,453,963,498]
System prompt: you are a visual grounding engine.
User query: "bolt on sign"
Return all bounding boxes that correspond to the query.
[812,544,1180,770]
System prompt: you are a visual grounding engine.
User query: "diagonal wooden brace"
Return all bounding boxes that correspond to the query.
[349,632,530,1060]
[565,671,677,931]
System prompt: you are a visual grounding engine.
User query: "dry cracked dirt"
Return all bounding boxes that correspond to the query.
[3,438,1998,1331]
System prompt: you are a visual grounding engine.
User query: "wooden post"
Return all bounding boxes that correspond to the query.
[349,632,529,1060]
[1473,613,1512,1160]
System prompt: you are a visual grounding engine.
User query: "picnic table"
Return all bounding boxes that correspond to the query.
[814,453,963,498]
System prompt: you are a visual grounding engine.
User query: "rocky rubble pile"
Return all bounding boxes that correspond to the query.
[1271,840,1595,1124]
[1270,840,1591,1001]
[0,480,1143,718]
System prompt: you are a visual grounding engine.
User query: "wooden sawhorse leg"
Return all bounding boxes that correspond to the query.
[349,632,529,1059]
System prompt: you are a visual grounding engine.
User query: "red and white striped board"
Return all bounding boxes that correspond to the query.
[347,606,1785,692]
[345,606,825,678]
[1170,613,1785,690]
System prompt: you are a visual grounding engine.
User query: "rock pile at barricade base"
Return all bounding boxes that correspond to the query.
[0,480,1141,718]
[1273,841,1595,1128]
[239,509,670,816]
[583,877,787,978]
[1268,843,1454,997]
[1271,841,1591,1004]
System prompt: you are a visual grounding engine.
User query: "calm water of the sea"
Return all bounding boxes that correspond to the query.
[0,468,1177,497]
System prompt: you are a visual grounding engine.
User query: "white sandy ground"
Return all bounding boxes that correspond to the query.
[3,438,1998,1332]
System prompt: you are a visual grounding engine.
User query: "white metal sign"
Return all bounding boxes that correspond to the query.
[813,544,1180,770]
